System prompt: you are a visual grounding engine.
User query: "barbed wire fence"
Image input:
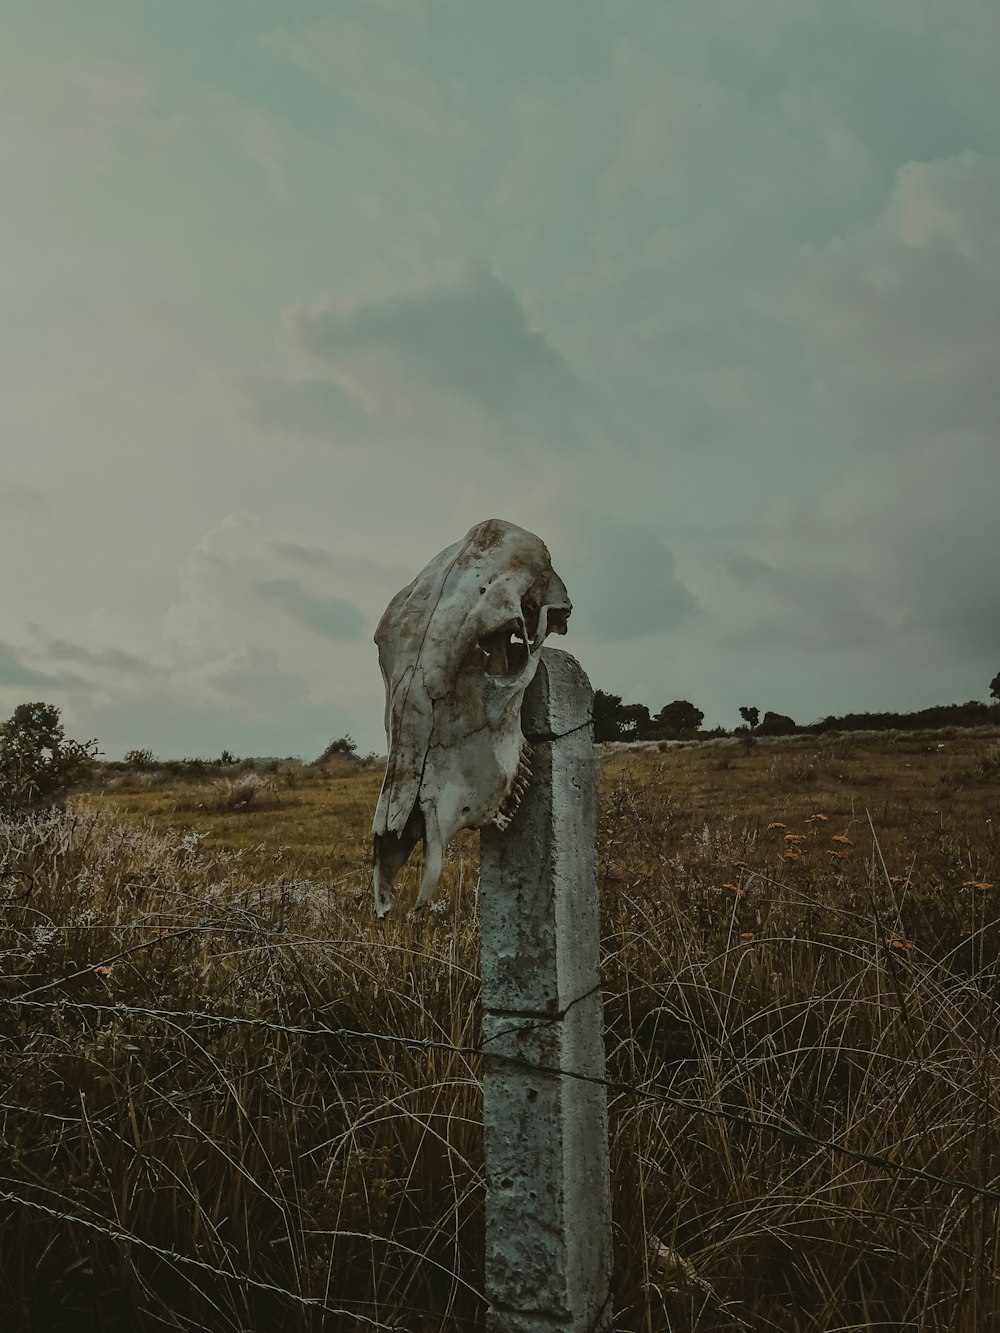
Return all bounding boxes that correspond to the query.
[3,961,1000,1331]
[4,745,1000,1326]
[5,991,1000,1204]
[0,1183,409,1331]
[4,920,1000,1323]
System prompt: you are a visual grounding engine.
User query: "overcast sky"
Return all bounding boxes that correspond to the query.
[2,0,998,759]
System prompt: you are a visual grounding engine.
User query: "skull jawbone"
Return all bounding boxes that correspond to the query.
[419,721,524,848]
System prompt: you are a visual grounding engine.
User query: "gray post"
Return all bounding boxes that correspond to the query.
[479,648,612,1333]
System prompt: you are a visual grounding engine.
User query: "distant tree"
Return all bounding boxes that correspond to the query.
[758,710,797,736]
[592,694,652,742]
[217,749,239,766]
[593,690,625,742]
[618,703,651,740]
[739,706,760,730]
[0,702,98,812]
[315,735,358,763]
[653,700,704,738]
[5,702,62,751]
[990,671,1000,703]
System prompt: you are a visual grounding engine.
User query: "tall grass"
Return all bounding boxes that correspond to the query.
[1,729,999,1330]
[597,752,1000,1330]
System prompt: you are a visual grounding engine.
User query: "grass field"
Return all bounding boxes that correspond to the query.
[2,727,1000,1331]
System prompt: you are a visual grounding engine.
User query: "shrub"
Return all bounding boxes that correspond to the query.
[758,710,797,736]
[122,748,157,771]
[209,773,276,811]
[314,735,358,763]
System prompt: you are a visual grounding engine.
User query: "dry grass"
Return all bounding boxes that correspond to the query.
[1,728,999,1330]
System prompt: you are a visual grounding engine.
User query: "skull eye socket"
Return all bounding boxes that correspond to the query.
[479,621,529,677]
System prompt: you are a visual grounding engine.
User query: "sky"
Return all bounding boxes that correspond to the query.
[2,0,998,760]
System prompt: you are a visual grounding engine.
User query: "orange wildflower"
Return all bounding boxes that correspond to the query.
[784,833,805,843]
[94,965,113,976]
[767,821,786,830]
[964,880,994,891]
[739,932,755,943]
[827,850,848,861]
[722,882,746,897]
[806,813,829,823]
[784,850,800,861]
[831,834,852,845]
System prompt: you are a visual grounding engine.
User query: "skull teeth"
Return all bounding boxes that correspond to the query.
[493,763,532,829]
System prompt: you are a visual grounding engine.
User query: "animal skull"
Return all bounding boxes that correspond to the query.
[372,518,571,916]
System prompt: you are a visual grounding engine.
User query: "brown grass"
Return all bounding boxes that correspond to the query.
[1,728,999,1330]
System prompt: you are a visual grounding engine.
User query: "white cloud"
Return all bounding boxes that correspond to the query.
[225,100,289,199]
[0,642,82,691]
[561,513,700,643]
[162,513,369,662]
[280,266,608,450]
[261,5,459,149]
[245,374,366,445]
[17,514,389,758]
[255,578,365,641]
[0,486,44,513]
[891,152,1000,259]
[790,151,1000,446]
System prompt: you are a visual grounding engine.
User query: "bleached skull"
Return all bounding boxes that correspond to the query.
[372,518,571,916]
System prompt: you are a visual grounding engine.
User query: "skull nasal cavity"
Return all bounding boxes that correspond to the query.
[479,623,529,676]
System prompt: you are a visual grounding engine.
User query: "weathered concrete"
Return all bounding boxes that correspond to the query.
[480,648,612,1333]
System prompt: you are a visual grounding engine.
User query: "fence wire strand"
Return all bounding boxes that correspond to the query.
[0,1182,405,1330]
[4,993,1000,1205]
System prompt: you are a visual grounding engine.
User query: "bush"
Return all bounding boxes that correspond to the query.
[0,702,98,813]
[758,710,797,736]
[210,773,276,811]
[314,735,358,763]
[122,748,157,771]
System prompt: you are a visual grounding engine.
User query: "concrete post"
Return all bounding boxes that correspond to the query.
[479,648,612,1333]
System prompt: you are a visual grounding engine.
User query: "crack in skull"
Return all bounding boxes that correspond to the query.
[371,519,570,916]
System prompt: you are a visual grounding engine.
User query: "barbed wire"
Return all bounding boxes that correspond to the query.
[0,1181,422,1329]
[4,993,1000,1205]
